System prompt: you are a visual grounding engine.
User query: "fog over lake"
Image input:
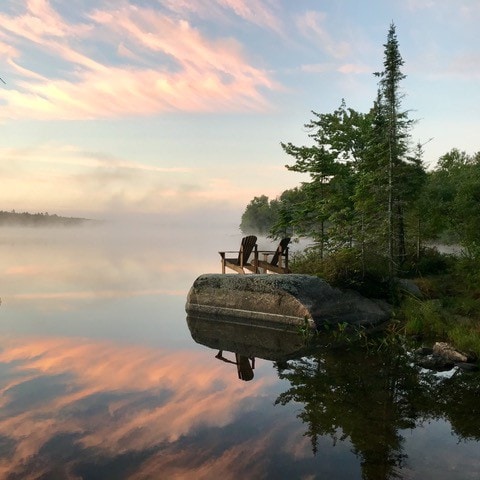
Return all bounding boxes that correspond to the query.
[0,222,479,479]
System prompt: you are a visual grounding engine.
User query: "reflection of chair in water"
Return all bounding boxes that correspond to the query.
[219,235,258,274]
[215,350,255,381]
[255,237,291,274]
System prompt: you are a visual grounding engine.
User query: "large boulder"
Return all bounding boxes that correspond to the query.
[186,274,391,330]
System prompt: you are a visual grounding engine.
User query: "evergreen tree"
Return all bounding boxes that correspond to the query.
[280,101,368,256]
[270,187,308,239]
[240,195,280,235]
[365,23,423,276]
[242,23,427,280]
[421,149,480,254]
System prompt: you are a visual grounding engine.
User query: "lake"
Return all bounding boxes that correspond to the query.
[0,223,479,479]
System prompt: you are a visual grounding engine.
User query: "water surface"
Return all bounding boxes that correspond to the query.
[0,225,479,479]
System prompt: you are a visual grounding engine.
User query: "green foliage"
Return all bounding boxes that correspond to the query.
[291,247,390,298]
[270,187,307,239]
[419,149,480,250]
[399,253,480,358]
[289,248,325,275]
[402,298,447,337]
[279,100,369,254]
[239,195,280,235]
[239,24,480,357]
[447,323,480,359]
[275,24,425,273]
[297,317,317,343]
[451,249,480,291]
[402,247,452,277]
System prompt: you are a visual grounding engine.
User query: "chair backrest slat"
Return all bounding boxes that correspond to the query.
[270,237,290,266]
[238,235,257,265]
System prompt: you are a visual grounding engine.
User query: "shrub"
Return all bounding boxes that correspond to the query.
[291,247,390,298]
[402,247,451,277]
[290,248,325,276]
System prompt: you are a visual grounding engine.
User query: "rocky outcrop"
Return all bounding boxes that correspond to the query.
[415,342,478,372]
[185,274,392,330]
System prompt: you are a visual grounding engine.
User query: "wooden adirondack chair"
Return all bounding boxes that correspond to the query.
[219,235,258,274]
[254,237,291,274]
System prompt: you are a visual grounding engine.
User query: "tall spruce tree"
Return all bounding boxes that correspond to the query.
[370,23,421,276]
[250,23,426,278]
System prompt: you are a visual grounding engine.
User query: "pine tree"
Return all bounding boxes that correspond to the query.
[372,23,420,276]
[280,101,366,256]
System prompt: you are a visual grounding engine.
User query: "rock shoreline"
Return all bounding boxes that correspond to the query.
[186,273,392,330]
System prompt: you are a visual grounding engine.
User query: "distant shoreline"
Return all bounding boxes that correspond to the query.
[0,210,96,227]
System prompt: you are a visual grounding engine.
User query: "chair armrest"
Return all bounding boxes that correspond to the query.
[257,250,275,261]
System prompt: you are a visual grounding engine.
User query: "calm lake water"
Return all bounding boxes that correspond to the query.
[0,224,479,479]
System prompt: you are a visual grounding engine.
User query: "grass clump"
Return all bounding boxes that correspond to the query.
[399,297,480,359]
[401,297,448,337]
[447,323,480,359]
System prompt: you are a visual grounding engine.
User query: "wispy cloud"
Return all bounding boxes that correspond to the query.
[160,0,283,33]
[0,1,279,120]
[301,62,371,75]
[296,11,352,60]
[216,0,282,32]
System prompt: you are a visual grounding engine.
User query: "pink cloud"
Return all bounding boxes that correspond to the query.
[0,0,91,44]
[337,63,371,75]
[0,1,279,119]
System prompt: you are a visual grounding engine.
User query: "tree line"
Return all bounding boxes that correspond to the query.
[0,210,92,227]
[241,23,480,278]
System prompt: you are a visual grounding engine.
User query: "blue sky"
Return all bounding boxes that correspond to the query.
[0,0,479,223]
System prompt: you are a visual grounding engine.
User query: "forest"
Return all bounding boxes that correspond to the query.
[0,210,92,227]
[240,24,480,357]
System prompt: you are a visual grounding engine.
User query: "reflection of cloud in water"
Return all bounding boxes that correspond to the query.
[9,288,186,301]
[0,336,277,477]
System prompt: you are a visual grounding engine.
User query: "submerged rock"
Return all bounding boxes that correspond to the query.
[185,274,392,330]
[415,342,479,372]
[416,355,454,372]
[433,342,469,363]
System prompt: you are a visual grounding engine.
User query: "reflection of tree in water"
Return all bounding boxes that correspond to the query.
[274,342,480,480]
[430,370,480,440]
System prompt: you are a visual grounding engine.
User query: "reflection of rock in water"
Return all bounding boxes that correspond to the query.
[186,315,309,363]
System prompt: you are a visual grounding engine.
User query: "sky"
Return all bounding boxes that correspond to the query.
[1,0,479,225]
